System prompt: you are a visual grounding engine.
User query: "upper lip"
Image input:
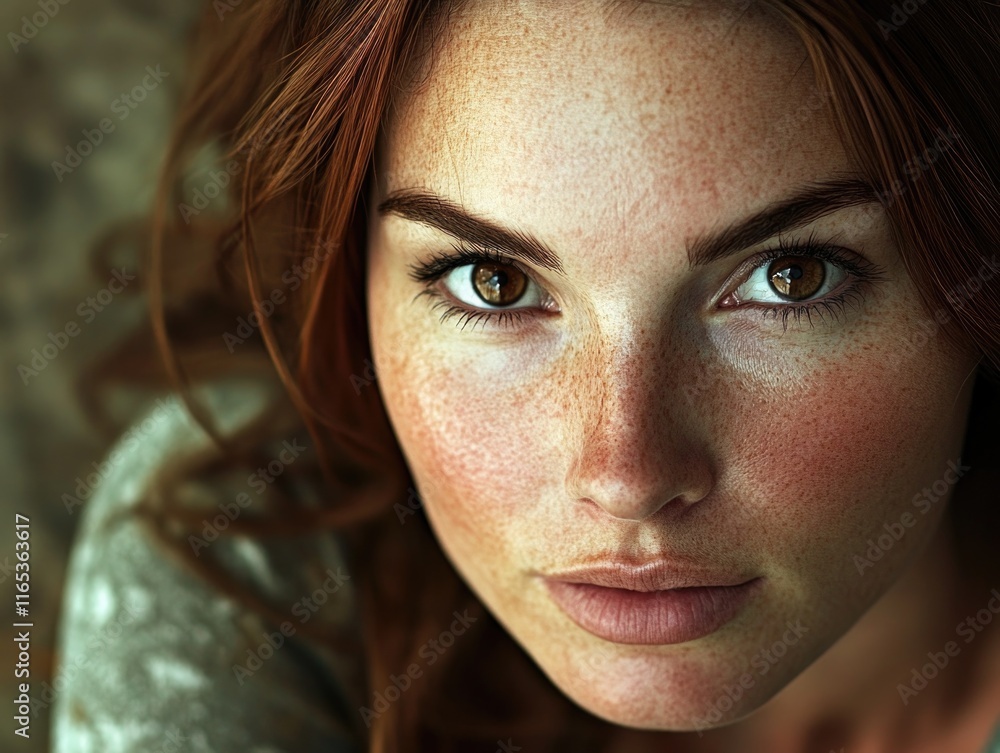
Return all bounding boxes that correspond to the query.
[541,559,756,592]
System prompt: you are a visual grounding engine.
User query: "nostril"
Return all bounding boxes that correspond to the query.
[577,492,697,523]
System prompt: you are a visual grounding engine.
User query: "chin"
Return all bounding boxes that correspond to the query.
[565,684,765,732]
[532,642,790,732]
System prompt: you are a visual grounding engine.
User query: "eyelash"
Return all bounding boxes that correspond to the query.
[406,232,888,333]
[734,231,888,331]
[407,242,539,331]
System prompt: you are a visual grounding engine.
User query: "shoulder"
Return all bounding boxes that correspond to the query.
[52,380,366,752]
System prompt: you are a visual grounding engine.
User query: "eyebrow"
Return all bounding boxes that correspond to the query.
[377,190,564,273]
[376,177,879,273]
[687,177,878,266]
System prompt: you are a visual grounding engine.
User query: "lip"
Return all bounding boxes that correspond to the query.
[541,561,763,645]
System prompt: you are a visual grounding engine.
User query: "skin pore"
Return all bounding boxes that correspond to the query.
[364,1,998,750]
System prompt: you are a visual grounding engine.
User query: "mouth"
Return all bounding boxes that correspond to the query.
[540,560,763,645]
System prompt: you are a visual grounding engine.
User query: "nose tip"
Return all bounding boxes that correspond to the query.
[567,443,714,522]
[576,479,708,522]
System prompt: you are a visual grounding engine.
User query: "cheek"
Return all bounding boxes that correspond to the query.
[711,333,971,607]
[370,331,569,585]
[365,237,566,587]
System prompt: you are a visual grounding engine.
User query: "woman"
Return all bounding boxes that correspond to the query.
[53,0,1000,751]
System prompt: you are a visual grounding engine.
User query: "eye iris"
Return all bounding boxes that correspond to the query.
[767,255,824,301]
[472,262,527,305]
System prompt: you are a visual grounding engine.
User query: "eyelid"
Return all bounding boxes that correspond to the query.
[408,241,557,305]
[408,241,533,283]
[408,231,890,333]
[407,241,558,331]
[713,230,887,308]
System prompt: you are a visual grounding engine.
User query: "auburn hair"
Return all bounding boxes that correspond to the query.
[84,1,1000,751]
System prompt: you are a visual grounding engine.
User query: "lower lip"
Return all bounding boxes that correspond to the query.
[543,578,763,645]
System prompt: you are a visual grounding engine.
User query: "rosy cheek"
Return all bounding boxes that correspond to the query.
[379,350,564,563]
[711,339,967,587]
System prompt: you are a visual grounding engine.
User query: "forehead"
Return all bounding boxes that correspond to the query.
[374,0,850,270]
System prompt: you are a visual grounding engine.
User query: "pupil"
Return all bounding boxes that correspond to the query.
[776,266,803,285]
[767,255,824,301]
[473,263,526,305]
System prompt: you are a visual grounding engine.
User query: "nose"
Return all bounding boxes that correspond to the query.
[564,321,715,521]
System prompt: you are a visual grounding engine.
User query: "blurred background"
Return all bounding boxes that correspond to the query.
[1,1,201,748]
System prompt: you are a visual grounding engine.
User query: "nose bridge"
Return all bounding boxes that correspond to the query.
[590,319,661,440]
[565,310,713,520]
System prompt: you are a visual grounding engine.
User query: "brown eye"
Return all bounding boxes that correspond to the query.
[767,255,825,301]
[472,262,528,305]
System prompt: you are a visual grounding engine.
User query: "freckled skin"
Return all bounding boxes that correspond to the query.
[365,0,981,741]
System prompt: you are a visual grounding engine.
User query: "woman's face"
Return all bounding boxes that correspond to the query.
[365,0,977,730]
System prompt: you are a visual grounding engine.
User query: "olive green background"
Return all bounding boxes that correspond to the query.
[1,1,200,748]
